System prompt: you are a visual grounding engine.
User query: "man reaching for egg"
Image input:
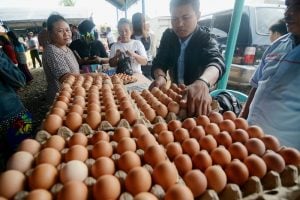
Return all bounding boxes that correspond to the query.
[149,0,225,117]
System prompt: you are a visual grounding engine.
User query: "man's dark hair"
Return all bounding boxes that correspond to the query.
[47,14,67,32]
[78,19,95,35]
[42,21,47,28]
[170,0,200,15]
[269,19,288,36]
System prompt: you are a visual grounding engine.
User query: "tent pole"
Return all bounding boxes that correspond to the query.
[142,0,145,16]
[125,0,128,19]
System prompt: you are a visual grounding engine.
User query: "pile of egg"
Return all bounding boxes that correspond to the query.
[111,73,138,85]
[0,74,300,200]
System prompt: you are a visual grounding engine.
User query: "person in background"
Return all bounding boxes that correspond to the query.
[109,18,148,74]
[106,26,116,49]
[69,19,109,71]
[70,24,81,42]
[149,0,225,116]
[239,0,300,149]
[0,48,34,171]
[27,32,42,68]
[7,31,33,84]
[0,35,18,64]
[38,21,49,52]
[42,14,80,102]
[269,18,288,42]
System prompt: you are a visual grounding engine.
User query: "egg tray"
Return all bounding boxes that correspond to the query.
[110,73,138,85]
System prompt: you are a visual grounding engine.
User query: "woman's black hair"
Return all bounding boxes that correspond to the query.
[78,19,95,35]
[47,14,67,32]
[170,0,200,15]
[7,30,21,46]
[132,12,145,36]
[269,19,288,36]
[0,35,11,45]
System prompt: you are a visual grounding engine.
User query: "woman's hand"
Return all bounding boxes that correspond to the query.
[149,76,167,91]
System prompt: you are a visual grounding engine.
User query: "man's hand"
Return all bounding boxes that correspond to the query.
[184,80,212,116]
[149,76,167,90]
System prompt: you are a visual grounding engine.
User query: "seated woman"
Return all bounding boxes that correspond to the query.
[42,14,80,102]
[69,19,109,72]
[109,18,148,74]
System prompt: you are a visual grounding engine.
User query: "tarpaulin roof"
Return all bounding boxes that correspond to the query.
[105,0,138,11]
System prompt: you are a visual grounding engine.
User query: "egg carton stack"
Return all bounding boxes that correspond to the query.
[1,105,300,199]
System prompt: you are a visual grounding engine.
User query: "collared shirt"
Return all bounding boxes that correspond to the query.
[177,34,193,84]
[248,33,300,149]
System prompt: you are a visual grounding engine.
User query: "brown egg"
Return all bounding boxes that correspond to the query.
[225,159,249,185]
[153,103,168,118]
[166,142,183,161]
[174,154,193,176]
[205,165,227,193]
[64,145,88,162]
[93,175,121,200]
[18,139,41,155]
[174,128,190,143]
[190,126,205,141]
[57,181,88,200]
[113,127,131,142]
[69,104,84,115]
[208,112,223,124]
[132,124,150,138]
[35,147,61,166]
[74,86,86,97]
[234,118,249,130]
[184,169,207,197]
[245,138,266,156]
[167,101,180,114]
[51,107,66,118]
[182,118,197,131]
[43,135,66,151]
[92,141,113,159]
[60,90,72,99]
[88,93,99,103]
[199,135,217,153]
[244,154,267,178]
[89,131,110,144]
[87,102,100,112]
[85,110,101,130]
[122,107,138,125]
[26,189,52,200]
[6,151,34,173]
[228,142,248,161]
[28,163,58,190]
[218,119,236,133]
[263,151,285,173]
[211,146,231,167]
[143,107,156,122]
[164,184,194,200]
[117,137,137,154]
[152,161,178,190]
[231,129,249,144]
[153,122,168,134]
[196,115,210,127]
[215,131,232,148]
[205,123,220,137]
[144,145,167,167]
[64,112,82,132]
[118,151,141,173]
[73,96,86,108]
[182,138,200,157]
[167,120,182,132]
[91,157,115,178]
[261,135,281,152]
[247,125,264,138]
[0,170,25,199]
[53,101,68,111]
[223,111,236,121]
[134,192,158,200]
[56,95,70,104]
[43,114,63,134]
[158,130,174,146]
[105,108,120,126]
[279,147,300,165]
[68,132,88,147]
[137,133,157,150]
[192,150,212,172]
[125,167,152,195]
[59,160,88,183]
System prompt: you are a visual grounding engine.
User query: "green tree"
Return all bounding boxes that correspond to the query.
[60,0,76,6]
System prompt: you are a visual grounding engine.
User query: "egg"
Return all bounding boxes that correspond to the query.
[73,96,86,108]
[85,111,101,130]
[53,101,68,111]
[218,119,236,133]
[68,132,88,147]
[18,139,41,155]
[143,107,156,122]
[166,142,183,161]
[93,175,121,200]
[64,145,88,162]
[205,123,220,137]
[158,130,174,146]
[245,138,266,156]
[167,101,180,114]
[228,142,248,161]
[125,167,152,195]
[247,125,264,138]
[64,112,82,132]
[69,104,84,115]
[56,95,70,104]
[134,192,158,200]
[153,103,168,118]
[164,184,194,200]
[190,126,205,141]
[182,138,200,157]
[59,160,88,183]
[263,151,285,173]
[89,131,110,145]
[208,112,223,124]
[118,151,141,173]
[87,103,100,112]
[0,170,25,199]
[261,135,281,152]
[153,122,168,134]
[205,165,227,193]
[26,189,52,200]
[92,141,113,159]
[244,154,267,178]
[43,114,63,134]
[192,150,213,172]
[182,118,197,131]
[132,124,150,138]
[225,159,249,185]
[196,115,210,127]
[211,146,232,167]
[144,145,167,167]
[91,157,115,178]
[6,151,34,173]
[122,107,138,125]
[279,147,300,165]
[137,133,157,150]
[116,137,137,154]
[231,129,249,144]
[184,169,207,197]
[167,120,182,132]
[28,163,58,190]
[51,107,66,118]
[234,118,249,130]
[43,135,66,151]
[105,108,120,126]
[222,111,237,121]
[174,154,193,176]
[57,181,88,200]
[152,161,178,190]
[199,135,217,152]
[113,127,131,142]
[35,147,62,166]
[215,131,232,148]
[174,128,190,143]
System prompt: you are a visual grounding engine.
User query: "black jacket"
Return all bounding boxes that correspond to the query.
[69,39,108,60]
[151,26,225,85]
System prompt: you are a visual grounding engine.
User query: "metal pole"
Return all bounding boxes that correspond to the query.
[142,0,145,16]
[217,0,246,89]
[116,8,119,23]
[125,0,128,19]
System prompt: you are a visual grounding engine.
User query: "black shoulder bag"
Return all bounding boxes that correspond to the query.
[116,52,133,75]
[213,91,243,115]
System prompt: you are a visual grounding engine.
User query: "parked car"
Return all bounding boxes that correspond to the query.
[199,4,286,87]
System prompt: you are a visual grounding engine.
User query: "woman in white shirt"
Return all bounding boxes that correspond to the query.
[109,18,147,74]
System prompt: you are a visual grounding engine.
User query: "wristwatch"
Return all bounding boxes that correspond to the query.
[197,77,211,88]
